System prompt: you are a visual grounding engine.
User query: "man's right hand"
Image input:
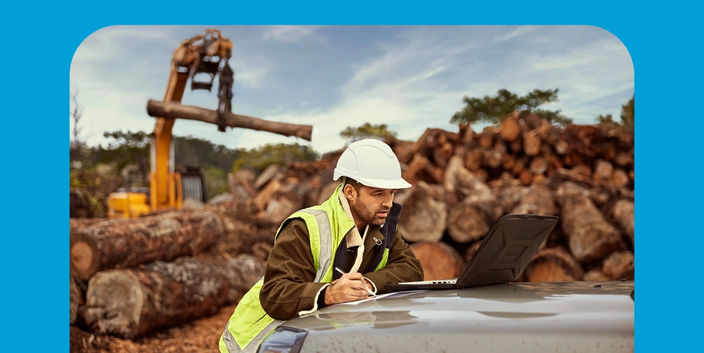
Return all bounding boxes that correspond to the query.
[324,272,371,305]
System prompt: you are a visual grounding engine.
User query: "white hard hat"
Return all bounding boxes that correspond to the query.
[333,139,411,189]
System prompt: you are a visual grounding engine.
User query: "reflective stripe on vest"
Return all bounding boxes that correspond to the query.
[219,208,335,353]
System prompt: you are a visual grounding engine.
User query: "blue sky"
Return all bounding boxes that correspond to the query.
[70,25,633,154]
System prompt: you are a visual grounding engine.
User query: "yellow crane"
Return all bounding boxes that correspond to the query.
[108,29,312,218]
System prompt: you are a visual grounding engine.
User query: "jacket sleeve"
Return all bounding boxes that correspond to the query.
[362,232,424,294]
[259,219,328,320]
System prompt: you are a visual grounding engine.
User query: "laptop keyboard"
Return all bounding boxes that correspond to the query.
[399,279,458,285]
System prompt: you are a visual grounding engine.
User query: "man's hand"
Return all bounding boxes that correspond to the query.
[324,272,371,305]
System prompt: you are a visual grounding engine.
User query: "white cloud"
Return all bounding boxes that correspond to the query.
[70,26,634,156]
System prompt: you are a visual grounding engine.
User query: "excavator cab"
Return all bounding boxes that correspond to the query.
[107,29,232,219]
[178,166,207,203]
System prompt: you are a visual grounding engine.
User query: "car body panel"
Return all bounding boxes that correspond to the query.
[276,281,634,353]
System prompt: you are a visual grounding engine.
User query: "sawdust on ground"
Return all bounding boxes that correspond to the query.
[70,304,236,353]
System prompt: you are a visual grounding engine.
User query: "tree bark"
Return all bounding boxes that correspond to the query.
[610,199,634,245]
[397,182,447,243]
[81,255,263,338]
[556,182,625,263]
[70,210,224,281]
[510,184,556,216]
[447,202,492,243]
[602,251,634,280]
[410,242,464,280]
[70,276,84,325]
[403,154,444,185]
[146,99,312,141]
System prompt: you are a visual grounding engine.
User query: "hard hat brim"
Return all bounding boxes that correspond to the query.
[334,168,412,189]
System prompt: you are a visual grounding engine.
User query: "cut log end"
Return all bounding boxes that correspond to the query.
[525,262,575,282]
[70,241,96,281]
[411,241,464,280]
[83,271,144,338]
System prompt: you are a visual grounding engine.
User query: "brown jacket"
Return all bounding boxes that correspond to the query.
[260,218,423,320]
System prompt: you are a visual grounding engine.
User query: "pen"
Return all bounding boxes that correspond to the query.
[335,267,376,297]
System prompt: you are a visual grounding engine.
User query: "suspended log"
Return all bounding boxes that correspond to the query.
[522,247,584,282]
[556,182,625,263]
[70,210,224,281]
[397,182,447,243]
[410,242,464,280]
[146,99,312,140]
[81,255,263,338]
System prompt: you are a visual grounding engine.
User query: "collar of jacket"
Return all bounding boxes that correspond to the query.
[321,183,357,241]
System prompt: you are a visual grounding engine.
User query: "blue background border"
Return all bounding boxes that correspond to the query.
[2,1,701,351]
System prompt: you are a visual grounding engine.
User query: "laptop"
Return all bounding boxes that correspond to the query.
[386,214,558,291]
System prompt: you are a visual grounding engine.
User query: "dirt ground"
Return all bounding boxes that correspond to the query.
[70,304,236,353]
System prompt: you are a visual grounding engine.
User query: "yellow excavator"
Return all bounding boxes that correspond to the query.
[108,29,312,218]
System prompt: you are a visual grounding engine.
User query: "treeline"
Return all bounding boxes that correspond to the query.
[70,132,318,217]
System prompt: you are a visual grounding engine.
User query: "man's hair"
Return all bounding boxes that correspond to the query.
[343,177,362,193]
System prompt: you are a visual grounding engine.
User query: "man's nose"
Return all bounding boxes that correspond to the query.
[381,194,393,208]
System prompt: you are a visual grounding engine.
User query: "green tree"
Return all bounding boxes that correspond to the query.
[620,96,634,130]
[232,143,319,174]
[450,89,572,126]
[339,122,397,143]
[594,96,633,130]
[595,114,615,124]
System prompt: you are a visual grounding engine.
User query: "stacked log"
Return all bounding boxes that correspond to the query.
[410,242,464,280]
[243,114,634,283]
[70,210,225,281]
[70,204,273,338]
[70,112,634,340]
[81,255,263,338]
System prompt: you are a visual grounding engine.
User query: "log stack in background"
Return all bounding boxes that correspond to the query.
[70,112,634,339]
[238,113,634,283]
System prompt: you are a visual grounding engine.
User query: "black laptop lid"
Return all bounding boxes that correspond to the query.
[456,214,558,288]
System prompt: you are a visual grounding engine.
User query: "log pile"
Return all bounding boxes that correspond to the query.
[70,112,634,340]
[70,206,272,338]
[236,114,634,283]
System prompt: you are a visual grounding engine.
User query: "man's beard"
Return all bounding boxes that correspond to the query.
[351,201,389,227]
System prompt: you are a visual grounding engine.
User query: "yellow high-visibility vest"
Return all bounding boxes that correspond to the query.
[219,183,391,353]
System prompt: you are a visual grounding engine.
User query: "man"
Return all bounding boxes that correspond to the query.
[219,139,424,353]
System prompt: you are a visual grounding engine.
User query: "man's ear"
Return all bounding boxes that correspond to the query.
[343,184,357,201]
